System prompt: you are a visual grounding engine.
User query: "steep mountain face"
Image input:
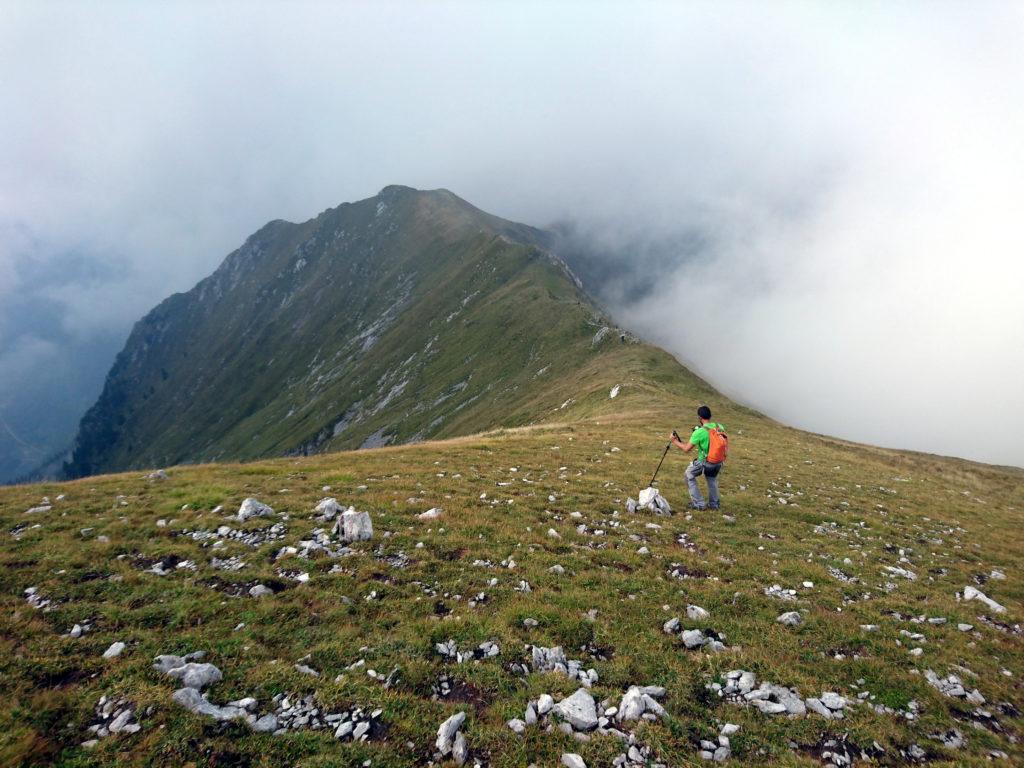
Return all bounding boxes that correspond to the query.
[65,186,697,478]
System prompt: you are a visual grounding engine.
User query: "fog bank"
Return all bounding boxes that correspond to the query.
[1,1,1021,472]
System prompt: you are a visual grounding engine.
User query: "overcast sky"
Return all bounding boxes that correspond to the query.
[2,1,1023,469]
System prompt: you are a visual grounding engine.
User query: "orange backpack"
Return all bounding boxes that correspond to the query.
[706,424,729,464]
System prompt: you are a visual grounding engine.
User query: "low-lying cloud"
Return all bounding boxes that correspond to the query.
[1,1,1021,472]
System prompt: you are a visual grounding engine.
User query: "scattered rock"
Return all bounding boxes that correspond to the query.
[562,753,587,768]
[931,728,965,749]
[884,565,917,581]
[924,669,985,703]
[153,652,206,673]
[82,695,142,744]
[418,507,443,520]
[764,584,798,601]
[707,670,808,717]
[698,722,739,761]
[24,586,55,611]
[961,586,1006,613]
[529,645,599,686]
[102,641,126,659]
[664,622,729,652]
[436,639,500,664]
[777,611,803,627]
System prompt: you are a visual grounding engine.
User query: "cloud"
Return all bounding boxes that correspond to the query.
[0,1,1021,468]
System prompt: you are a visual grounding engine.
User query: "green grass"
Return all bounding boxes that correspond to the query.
[2,382,1021,766]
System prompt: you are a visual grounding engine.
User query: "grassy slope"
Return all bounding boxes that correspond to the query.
[2,360,1022,767]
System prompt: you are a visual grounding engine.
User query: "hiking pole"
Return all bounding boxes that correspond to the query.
[649,430,680,487]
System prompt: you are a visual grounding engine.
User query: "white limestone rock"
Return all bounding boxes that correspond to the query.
[962,586,1006,613]
[172,687,246,722]
[165,662,223,690]
[314,498,343,520]
[452,731,468,765]
[102,641,126,659]
[436,711,466,755]
[638,487,672,515]
[237,498,273,522]
[335,508,373,542]
[553,688,598,731]
[687,605,710,621]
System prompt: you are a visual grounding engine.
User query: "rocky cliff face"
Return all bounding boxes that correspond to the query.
[64,186,634,477]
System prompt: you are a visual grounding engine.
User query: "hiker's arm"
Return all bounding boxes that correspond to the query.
[670,433,694,452]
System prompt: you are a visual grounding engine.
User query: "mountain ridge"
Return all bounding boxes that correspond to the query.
[63,186,710,478]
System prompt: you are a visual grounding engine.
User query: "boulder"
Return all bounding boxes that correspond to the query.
[252,713,278,732]
[805,697,832,718]
[537,693,554,714]
[532,645,568,672]
[102,641,126,659]
[617,686,645,721]
[820,691,846,710]
[165,662,223,690]
[436,711,466,755]
[172,688,246,722]
[638,487,672,515]
[152,652,205,673]
[682,629,706,649]
[687,605,710,621]
[777,611,803,627]
[335,508,373,542]
[962,586,1006,613]
[237,498,273,522]
[553,688,598,731]
[314,498,343,520]
[451,731,468,765]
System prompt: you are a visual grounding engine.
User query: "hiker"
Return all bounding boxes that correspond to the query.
[670,405,728,510]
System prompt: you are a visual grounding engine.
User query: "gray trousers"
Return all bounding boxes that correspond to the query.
[685,459,722,507]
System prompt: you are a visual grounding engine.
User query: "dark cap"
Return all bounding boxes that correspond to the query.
[697,405,712,420]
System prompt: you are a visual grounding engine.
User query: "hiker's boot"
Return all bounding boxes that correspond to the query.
[688,502,707,511]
